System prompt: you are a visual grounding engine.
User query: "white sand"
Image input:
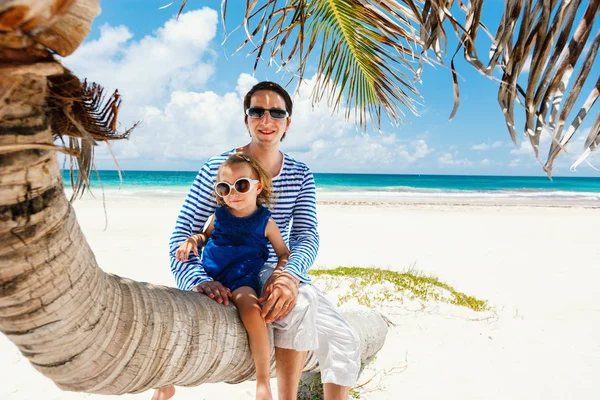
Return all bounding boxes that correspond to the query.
[2,193,599,399]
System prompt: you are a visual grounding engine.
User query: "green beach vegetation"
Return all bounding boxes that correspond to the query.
[310,266,489,312]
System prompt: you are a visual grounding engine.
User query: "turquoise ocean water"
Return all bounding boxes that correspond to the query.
[62,170,600,202]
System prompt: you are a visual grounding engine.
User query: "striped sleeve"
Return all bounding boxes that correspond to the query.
[283,167,319,281]
[169,161,218,291]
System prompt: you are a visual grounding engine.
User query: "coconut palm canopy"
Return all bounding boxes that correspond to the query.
[2,0,598,177]
[203,0,598,177]
[0,0,598,396]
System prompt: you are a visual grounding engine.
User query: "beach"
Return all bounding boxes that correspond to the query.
[1,191,599,399]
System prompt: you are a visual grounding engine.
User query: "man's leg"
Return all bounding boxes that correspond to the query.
[323,383,350,400]
[275,347,307,400]
[313,288,361,399]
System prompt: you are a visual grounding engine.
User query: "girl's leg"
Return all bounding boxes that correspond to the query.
[232,286,272,400]
[151,385,175,400]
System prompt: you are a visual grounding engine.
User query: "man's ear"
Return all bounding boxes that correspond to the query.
[286,116,292,130]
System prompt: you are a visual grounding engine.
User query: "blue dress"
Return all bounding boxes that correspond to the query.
[201,206,271,293]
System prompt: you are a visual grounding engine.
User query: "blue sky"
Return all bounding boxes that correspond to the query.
[62,0,600,176]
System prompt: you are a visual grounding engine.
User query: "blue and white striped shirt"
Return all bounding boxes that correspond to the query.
[169,150,319,291]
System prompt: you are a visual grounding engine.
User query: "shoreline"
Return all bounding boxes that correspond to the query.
[316,199,600,208]
[65,188,600,208]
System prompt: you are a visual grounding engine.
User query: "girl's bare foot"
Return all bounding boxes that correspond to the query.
[152,385,175,400]
[256,381,272,400]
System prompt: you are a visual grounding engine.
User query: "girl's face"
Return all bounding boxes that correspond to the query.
[245,90,291,147]
[217,163,262,213]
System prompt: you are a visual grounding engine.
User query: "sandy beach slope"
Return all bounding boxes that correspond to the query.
[1,193,599,399]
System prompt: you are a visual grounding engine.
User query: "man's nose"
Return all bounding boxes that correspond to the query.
[261,111,275,122]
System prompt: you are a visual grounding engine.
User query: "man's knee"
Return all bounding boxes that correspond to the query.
[332,322,361,362]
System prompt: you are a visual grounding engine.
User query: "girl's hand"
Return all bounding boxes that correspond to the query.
[175,237,199,262]
[192,281,232,306]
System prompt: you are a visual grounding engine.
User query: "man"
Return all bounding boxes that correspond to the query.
[164,81,360,400]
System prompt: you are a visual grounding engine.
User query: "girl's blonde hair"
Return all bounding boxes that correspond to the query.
[215,153,273,208]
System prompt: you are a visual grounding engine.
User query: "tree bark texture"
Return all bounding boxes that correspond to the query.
[0,69,388,395]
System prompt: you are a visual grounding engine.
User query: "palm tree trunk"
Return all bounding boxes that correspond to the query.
[0,67,388,395]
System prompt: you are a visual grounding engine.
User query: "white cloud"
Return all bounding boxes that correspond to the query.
[283,77,435,171]
[412,139,434,158]
[297,135,434,168]
[135,88,248,161]
[61,10,435,172]
[481,158,490,166]
[438,152,472,166]
[236,73,259,99]
[510,140,535,155]
[510,130,551,156]
[60,9,224,165]
[508,158,520,167]
[64,8,218,107]
[472,141,504,150]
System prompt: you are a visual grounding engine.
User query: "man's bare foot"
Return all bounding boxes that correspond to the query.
[152,385,175,400]
[256,381,273,400]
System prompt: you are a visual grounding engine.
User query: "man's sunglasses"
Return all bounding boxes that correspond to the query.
[215,177,259,197]
[245,107,289,120]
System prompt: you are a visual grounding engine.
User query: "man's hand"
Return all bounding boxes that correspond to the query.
[192,281,231,306]
[259,271,300,323]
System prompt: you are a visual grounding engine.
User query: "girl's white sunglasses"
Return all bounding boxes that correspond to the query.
[215,177,259,197]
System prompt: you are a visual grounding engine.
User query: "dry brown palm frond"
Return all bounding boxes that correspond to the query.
[544,31,600,173]
[46,70,138,199]
[47,71,136,142]
[414,0,600,175]
[570,103,600,170]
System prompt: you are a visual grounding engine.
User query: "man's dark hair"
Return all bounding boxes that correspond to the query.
[243,81,293,116]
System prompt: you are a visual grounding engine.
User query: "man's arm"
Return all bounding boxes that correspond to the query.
[260,167,319,322]
[282,167,319,281]
[169,162,217,291]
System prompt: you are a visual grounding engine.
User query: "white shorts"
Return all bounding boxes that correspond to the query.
[258,266,361,387]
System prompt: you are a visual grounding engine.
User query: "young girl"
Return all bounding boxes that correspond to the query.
[153,154,289,400]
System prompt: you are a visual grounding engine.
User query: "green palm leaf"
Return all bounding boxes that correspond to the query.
[223,0,425,128]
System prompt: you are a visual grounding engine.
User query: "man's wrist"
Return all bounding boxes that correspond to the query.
[280,270,300,285]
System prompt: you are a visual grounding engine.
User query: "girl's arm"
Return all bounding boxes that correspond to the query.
[189,214,215,245]
[265,218,291,270]
[175,216,215,262]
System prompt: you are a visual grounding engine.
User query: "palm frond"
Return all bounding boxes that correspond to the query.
[419,0,600,175]
[47,70,137,200]
[158,0,600,174]
[213,0,599,174]
[222,0,425,129]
